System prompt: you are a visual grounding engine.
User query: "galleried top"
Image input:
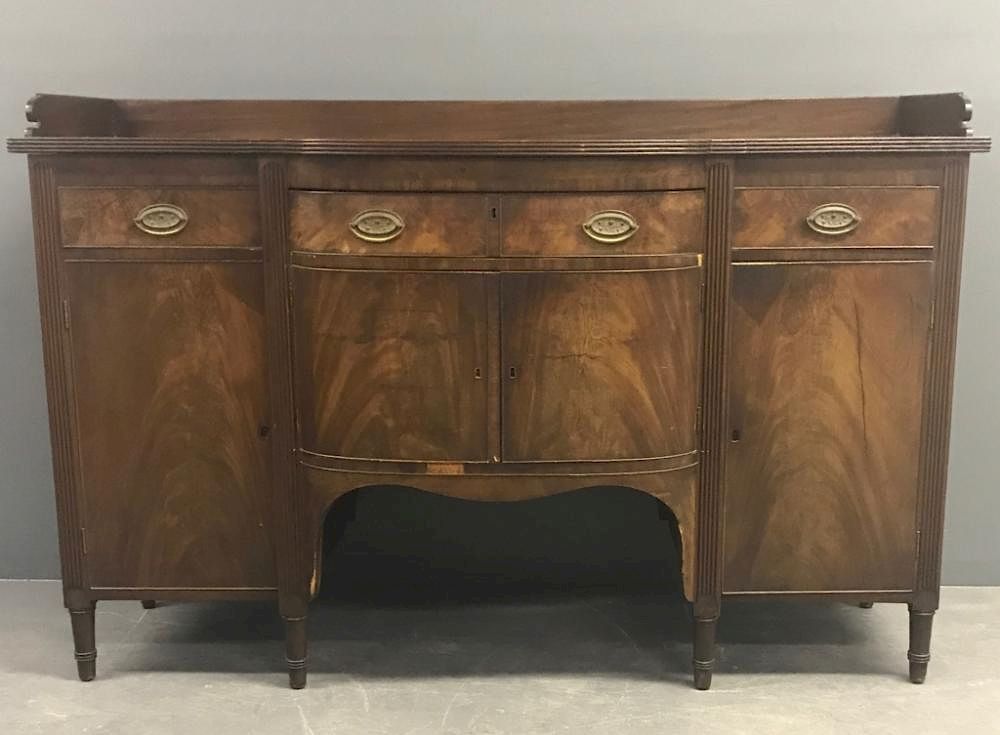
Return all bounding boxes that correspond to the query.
[7,92,990,156]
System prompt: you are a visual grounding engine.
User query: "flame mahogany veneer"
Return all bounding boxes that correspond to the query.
[9,93,988,690]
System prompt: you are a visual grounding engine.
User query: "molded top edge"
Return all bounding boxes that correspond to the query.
[7,92,990,151]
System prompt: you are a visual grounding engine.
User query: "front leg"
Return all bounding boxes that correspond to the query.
[908,606,935,684]
[692,616,718,690]
[284,615,308,689]
[69,603,97,681]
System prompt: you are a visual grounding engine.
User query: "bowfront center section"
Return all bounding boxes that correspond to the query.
[288,179,708,599]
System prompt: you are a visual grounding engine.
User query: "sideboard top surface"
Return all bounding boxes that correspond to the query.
[6,92,991,156]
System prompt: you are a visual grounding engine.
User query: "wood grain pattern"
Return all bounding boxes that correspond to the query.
[733,187,940,248]
[52,155,258,187]
[288,157,705,192]
[13,96,987,689]
[58,187,259,247]
[16,93,986,141]
[66,262,275,589]
[501,268,701,461]
[734,155,946,187]
[289,192,494,256]
[119,97,904,139]
[724,263,931,592]
[502,191,705,256]
[294,268,489,461]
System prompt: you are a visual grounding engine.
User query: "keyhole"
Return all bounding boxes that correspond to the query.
[731,429,741,442]
[473,367,482,380]
[508,366,518,380]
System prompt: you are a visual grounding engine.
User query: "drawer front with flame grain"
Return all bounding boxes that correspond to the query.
[501,191,705,256]
[289,192,494,256]
[733,186,940,248]
[58,187,259,247]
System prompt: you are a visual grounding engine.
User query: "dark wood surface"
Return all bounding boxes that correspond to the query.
[12,136,990,156]
[8,94,991,155]
[724,262,931,592]
[733,187,940,248]
[914,158,970,615]
[290,192,495,256]
[65,262,275,589]
[58,187,259,247]
[693,160,733,675]
[500,269,701,462]
[501,191,705,256]
[294,268,490,462]
[29,159,88,612]
[12,94,986,689]
[287,156,706,192]
[11,93,978,140]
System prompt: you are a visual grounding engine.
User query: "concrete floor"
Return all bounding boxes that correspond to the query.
[0,581,997,734]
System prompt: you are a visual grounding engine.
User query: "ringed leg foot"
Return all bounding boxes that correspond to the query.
[69,604,97,682]
[692,616,718,690]
[908,607,934,684]
[141,600,157,610]
[284,615,308,689]
[858,601,874,609]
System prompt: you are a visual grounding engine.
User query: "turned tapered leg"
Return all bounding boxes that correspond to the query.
[69,604,96,682]
[692,616,718,690]
[908,607,934,684]
[284,616,308,689]
[858,601,874,609]
[141,600,157,610]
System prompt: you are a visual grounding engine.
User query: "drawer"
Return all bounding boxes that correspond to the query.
[733,187,940,248]
[289,192,493,255]
[58,187,259,247]
[501,191,705,256]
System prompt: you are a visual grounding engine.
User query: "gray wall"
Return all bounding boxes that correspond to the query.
[1,1,997,583]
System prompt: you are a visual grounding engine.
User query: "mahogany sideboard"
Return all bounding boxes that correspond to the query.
[8,93,989,690]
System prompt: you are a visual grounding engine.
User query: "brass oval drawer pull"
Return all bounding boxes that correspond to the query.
[133,203,188,236]
[349,209,405,243]
[805,203,861,236]
[582,210,639,244]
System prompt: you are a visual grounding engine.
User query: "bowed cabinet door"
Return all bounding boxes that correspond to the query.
[65,262,276,591]
[724,262,932,593]
[293,269,490,462]
[500,268,702,462]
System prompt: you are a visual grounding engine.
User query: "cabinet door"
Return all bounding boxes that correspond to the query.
[724,263,931,592]
[501,269,701,462]
[294,269,489,462]
[66,263,275,589]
